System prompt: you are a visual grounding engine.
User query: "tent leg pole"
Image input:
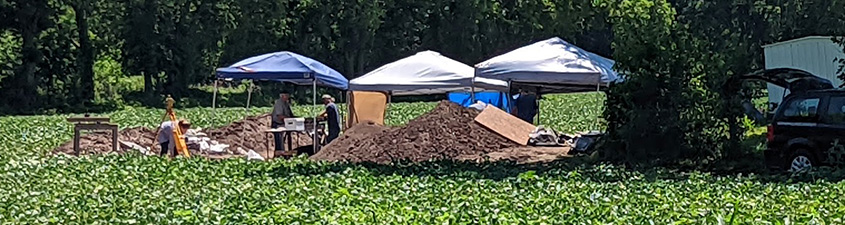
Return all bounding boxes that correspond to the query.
[387,91,392,125]
[471,86,476,103]
[536,87,540,125]
[507,80,513,113]
[345,91,350,129]
[339,90,345,130]
[246,81,253,111]
[595,78,601,131]
[313,78,317,152]
[212,80,218,109]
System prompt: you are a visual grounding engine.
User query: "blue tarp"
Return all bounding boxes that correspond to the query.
[216,51,348,90]
[448,92,511,113]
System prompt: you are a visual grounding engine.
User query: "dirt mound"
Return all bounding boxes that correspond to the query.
[53,114,313,157]
[311,101,519,163]
[310,121,395,162]
[205,114,313,154]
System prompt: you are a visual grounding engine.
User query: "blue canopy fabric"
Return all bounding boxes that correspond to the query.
[475,37,622,94]
[448,91,511,113]
[216,51,348,90]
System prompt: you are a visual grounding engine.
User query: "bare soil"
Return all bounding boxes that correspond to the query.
[54,127,158,155]
[53,103,571,163]
[311,101,568,164]
[205,114,313,157]
[53,114,313,158]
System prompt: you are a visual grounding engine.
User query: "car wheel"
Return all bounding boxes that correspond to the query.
[788,149,816,173]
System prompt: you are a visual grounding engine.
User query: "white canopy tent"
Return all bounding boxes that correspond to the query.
[350,51,508,95]
[346,51,509,126]
[475,37,622,127]
[475,37,621,94]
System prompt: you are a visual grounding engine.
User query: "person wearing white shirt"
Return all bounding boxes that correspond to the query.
[155,119,191,158]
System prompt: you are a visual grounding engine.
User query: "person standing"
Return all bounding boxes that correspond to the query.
[512,89,538,124]
[155,119,191,158]
[271,91,294,151]
[318,94,341,144]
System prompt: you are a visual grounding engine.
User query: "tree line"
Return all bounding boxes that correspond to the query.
[1,0,844,163]
[0,0,610,113]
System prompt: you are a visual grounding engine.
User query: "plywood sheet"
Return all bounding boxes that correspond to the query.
[474,105,535,145]
[347,91,388,128]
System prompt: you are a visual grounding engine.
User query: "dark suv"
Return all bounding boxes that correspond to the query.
[743,68,838,171]
[765,89,845,171]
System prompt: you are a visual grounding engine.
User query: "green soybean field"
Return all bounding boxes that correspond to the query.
[1,93,844,224]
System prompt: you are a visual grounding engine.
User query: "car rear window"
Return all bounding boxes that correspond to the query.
[826,96,845,124]
[780,97,820,121]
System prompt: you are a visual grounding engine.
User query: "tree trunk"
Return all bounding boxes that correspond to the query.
[74,0,95,104]
[17,17,41,110]
[141,0,157,96]
[143,71,153,96]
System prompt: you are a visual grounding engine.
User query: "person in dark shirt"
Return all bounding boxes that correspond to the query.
[318,94,341,144]
[512,89,538,124]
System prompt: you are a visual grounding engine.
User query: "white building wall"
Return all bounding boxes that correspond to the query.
[763,36,845,105]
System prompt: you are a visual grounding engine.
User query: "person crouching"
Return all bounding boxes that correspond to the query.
[155,119,191,158]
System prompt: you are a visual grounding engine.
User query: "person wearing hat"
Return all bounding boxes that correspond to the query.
[154,119,191,158]
[318,94,341,144]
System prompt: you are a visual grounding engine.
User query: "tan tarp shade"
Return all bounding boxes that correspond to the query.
[347,91,388,127]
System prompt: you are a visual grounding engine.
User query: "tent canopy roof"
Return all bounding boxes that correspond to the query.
[475,37,621,94]
[216,51,348,90]
[350,51,507,95]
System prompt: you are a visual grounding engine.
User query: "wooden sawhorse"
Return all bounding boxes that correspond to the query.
[67,117,119,155]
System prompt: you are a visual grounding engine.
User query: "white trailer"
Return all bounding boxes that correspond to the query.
[763,36,845,106]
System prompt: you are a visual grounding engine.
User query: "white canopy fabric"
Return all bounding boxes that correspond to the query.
[349,51,508,96]
[475,37,621,93]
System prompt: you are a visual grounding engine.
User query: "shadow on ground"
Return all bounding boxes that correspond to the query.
[247,131,845,184]
[247,153,845,184]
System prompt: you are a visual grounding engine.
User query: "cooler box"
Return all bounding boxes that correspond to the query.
[284,118,305,131]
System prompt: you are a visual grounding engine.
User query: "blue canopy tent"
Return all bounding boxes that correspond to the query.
[216,51,348,89]
[214,51,348,154]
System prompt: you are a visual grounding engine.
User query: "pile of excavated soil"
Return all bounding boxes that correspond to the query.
[311,101,521,163]
[53,114,313,158]
[54,127,159,155]
[205,114,313,154]
[309,121,396,162]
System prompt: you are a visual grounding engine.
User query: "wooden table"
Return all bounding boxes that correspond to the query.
[264,128,299,159]
[67,116,119,155]
[263,122,326,159]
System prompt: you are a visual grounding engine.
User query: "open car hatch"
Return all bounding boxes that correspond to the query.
[740,68,833,93]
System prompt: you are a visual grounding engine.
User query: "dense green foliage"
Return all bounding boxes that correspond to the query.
[2,97,845,224]
[1,0,840,113]
[0,0,609,113]
[598,0,845,164]
[838,37,845,83]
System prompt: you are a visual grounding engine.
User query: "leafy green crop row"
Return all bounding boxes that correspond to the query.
[3,93,843,224]
[2,156,845,224]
